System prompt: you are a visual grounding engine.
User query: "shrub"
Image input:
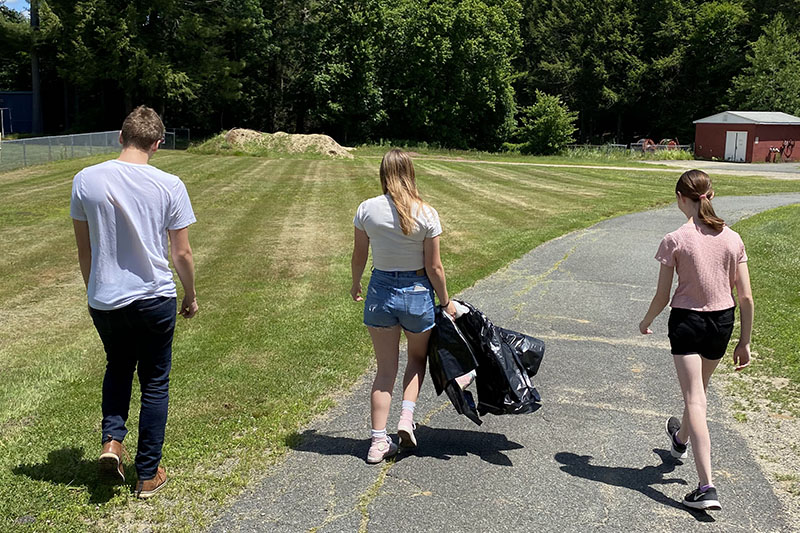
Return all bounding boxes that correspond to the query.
[518,91,578,155]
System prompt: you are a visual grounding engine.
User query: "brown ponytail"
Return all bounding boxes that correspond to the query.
[379,149,426,235]
[675,169,725,231]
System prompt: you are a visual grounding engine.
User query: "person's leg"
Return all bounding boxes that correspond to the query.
[396,328,432,448]
[673,354,716,486]
[368,326,402,432]
[401,328,432,405]
[132,297,176,480]
[90,307,136,445]
[676,355,721,444]
[701,356,721,393]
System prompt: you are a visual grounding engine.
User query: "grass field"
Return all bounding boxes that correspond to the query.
[349,144,685,167]
[2,151,800,531]
[727,204,800,412]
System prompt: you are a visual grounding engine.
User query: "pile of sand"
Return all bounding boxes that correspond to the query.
[223,128,353,158]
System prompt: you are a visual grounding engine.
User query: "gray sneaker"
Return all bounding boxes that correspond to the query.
[682,485,721,510]
[666,417,688,459]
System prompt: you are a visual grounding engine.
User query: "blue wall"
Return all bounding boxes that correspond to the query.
[0,92,33,134]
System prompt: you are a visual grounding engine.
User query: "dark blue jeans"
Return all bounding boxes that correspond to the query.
[89,296,176,479]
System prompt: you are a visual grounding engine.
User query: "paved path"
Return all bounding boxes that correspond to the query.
[213,194,800,533]
[643,160,800,179]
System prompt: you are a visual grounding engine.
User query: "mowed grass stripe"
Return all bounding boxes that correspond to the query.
[2,153,800,531]
[459,162,617,200]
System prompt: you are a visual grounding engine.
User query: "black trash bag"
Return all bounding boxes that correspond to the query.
[499,328,545,377]
[427,308,482,425]
[427,299,544,424]
[454,301,542,417]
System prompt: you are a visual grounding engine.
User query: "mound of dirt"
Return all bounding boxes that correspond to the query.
[223,128,353,158]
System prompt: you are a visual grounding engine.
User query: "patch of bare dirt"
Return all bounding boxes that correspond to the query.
[224,129,353,158]
[717,370,800,522]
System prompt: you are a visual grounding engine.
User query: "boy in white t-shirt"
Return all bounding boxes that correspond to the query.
[70,106,197,499]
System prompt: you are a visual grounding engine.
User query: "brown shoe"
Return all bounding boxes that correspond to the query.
[135,466,167,499]
[98,437,126,484]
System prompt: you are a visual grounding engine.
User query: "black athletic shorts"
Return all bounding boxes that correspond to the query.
[667,307,736,360]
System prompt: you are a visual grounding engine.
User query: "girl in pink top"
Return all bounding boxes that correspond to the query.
[639,170,753,512]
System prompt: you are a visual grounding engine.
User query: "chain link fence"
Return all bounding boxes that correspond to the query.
[0,130,179,173]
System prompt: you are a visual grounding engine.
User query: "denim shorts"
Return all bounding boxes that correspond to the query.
[668,307,735,360]
[364,269,435,333]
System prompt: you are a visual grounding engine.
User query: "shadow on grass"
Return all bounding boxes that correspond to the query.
[286,426,523,466]
[12,447,131,504]
[554,448,715,522]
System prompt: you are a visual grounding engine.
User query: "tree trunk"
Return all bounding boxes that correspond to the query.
[30,0,43,134]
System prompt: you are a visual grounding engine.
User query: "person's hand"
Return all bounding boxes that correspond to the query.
[639,320,652,335]
[733,341,751,371]
[350,282,363,302]
[443,300,457,318]
[180,295,198,318]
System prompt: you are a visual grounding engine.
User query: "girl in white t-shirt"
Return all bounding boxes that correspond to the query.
[351,149,457,464]
[639,170,753,511]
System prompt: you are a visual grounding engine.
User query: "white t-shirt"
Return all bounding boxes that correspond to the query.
[353,194,442,271]
[70,159,196,310]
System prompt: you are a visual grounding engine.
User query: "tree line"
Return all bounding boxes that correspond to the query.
[1,0,799,149]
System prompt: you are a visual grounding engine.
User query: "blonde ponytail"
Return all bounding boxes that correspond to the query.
[379,149,425,235]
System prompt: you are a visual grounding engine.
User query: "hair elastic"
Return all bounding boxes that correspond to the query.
[699,193,707,200]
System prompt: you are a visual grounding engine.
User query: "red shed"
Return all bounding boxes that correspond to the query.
[693,111,800,162]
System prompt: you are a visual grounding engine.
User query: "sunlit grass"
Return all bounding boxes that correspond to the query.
[1,150,799,530]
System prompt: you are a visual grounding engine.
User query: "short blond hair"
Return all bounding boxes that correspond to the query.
[121,106,165,151]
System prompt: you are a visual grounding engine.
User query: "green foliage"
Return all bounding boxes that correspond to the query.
[307,0,522,148]
[728,14,800,116]
[518,90,577,154]
[561,146,693,161]
[0,3,30,90]
[520,0,644,140]
[732,204,800,387]
[2,0,800,146]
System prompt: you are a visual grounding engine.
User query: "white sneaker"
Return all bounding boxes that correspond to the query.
[367,437,398,464]
[397,419,417,448]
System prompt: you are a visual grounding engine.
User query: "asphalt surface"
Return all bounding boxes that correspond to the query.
[212,193,800,533]
[643,160,800,179]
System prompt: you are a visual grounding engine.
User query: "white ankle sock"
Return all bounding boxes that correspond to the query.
[401,400,416,415]
[371,428,387,442]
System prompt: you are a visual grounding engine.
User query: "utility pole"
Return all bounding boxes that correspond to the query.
[30,0,43,134]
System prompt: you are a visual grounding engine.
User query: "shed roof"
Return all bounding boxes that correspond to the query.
[693,111,800,125]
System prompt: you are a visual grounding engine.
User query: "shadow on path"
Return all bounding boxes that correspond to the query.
[13,446,130,504]
[287,426,523,466]
[555,449,715,522]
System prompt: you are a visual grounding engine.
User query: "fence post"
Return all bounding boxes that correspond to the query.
[48,137,52,161]
[22,140,27,166]
[89,134,92,155]
[71,134,74,157]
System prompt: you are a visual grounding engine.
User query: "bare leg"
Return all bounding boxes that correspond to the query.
[677,355,720,443]
[368,326,401,431]
[401,328,433,404]
[673,354,720,486]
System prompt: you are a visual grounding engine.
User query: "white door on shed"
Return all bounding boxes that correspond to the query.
[724,131,748,162]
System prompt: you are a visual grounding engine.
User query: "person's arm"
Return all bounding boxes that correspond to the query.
[350,228,369,301]
[639,263,674,334]
[733,261,753,370]
[424,236,456,317]
[168,227,198,318]
[73,219,91,288]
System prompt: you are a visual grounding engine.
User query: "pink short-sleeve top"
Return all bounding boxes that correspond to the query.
[655,221,748,311]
